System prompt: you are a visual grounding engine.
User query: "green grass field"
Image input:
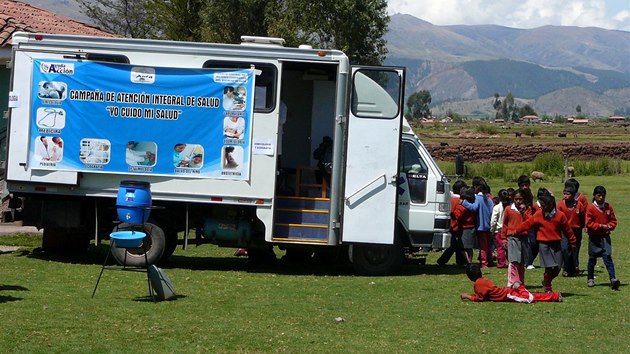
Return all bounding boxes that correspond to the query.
[1,175,629,353]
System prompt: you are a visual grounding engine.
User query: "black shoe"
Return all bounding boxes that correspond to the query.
[611,279,621,290]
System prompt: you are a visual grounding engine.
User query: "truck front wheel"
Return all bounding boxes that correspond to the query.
[110,222,165,267]
[350,242,403,276]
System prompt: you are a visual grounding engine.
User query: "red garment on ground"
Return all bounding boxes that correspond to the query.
[469,277,560,303]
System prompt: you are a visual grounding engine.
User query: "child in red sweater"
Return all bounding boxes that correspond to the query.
[437,180,469,266]
[459,188,478,265]
[564,178,588,274]
[557,182,586,277]
[501,188,534,287]
[460,264,561,303]
[516,193,576,293]
[585,185,620,290]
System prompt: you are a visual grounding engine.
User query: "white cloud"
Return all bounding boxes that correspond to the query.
[388,0,630,31]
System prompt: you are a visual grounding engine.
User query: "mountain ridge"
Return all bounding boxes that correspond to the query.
[385,14,630,116]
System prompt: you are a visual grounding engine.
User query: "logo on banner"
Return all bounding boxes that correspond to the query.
[40,62,75,75]
[131,67,156,84]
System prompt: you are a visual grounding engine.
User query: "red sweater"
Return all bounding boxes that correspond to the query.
[557,198,586,229]
[450,195,463,232]
[585,202,617,237]
[469,277,510,302]
[458,205,476,229]
[501,203,533,240]
[575,193,588,227]
[515,209,576,247]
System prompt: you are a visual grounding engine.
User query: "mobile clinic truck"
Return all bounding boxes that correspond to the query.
[4,32,450,275]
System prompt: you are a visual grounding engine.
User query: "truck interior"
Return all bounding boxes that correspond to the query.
[277,61,338,198]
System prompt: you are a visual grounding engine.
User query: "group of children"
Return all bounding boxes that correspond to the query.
[444,175,621,303]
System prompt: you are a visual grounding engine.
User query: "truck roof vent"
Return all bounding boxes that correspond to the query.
[240,36,286,47]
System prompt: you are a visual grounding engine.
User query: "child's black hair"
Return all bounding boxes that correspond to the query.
[461,187,476,203]
[565,178,580,192]
[539,194,556,210]
[466,264,482,281]
[537,187,551,199]
[497,189,509,204]
[517,175,530,187]
[452,180,467,195]
[593,185,607,195]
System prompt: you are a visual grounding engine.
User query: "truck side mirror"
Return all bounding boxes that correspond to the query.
[455,154,465,176]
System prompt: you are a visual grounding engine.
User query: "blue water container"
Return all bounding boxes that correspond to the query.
[116,180,152,223]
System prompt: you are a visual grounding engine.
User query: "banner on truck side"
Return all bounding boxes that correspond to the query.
[29,59,255,180]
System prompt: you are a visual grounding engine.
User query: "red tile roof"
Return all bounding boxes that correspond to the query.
[1,0,117,47]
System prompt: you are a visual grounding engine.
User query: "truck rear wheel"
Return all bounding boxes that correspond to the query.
[350,243,403,276]
[110,222,165,267]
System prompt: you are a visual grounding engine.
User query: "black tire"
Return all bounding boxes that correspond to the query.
[350,243,404,276]
[110,222,165,267]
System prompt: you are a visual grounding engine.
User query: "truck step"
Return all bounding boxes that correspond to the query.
[275,208,329,225]
[275,196,330,210]
[273,223,328,241]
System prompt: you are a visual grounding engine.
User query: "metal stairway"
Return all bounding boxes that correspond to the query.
[272,196,330,243]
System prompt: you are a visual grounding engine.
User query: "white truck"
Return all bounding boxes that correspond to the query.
[4,32,450,275]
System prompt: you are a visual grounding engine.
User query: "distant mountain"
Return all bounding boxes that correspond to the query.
[386,14,630,116]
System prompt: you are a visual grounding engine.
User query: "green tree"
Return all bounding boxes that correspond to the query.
[519,104,537,117]
[149,0,204,42]
[198,0,271,44]
[576,105,582,114]
[492,93,502,120]
[406,90,432,119]
[501,92,519,122]
[78,0,160,38]
[81,0,390,66]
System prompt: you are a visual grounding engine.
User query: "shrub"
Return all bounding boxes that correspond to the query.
[533,152,564,176]
[523,126,541,136]
[572,158,628,176]
[475,124,499,135]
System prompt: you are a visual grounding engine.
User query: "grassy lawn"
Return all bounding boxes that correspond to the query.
[1,175,629,353]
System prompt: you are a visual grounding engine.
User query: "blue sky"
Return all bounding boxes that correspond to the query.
[388,0,630,31]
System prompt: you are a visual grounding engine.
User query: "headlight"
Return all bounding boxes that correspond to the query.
[438,202,449,212]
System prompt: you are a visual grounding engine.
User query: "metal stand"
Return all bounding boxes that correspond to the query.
[91,227,155,301]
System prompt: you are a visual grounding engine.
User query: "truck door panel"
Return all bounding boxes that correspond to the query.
[342,68,404,244]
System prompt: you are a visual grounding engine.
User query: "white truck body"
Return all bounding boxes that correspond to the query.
[4,32,450,275]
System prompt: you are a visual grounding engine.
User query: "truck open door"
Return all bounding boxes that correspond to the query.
[343,67,405,274]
